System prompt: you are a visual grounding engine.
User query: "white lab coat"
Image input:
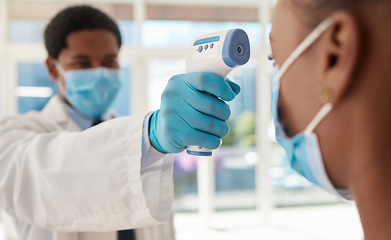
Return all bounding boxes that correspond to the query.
[0,97,176,240]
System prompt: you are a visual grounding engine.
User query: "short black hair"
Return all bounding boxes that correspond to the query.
[44,5,122,59]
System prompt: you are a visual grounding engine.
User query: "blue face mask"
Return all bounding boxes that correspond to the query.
[271,18,351,200]
[57,66,122,117]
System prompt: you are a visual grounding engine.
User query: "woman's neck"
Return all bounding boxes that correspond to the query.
[348,112,391,240]
[351,161,391,240]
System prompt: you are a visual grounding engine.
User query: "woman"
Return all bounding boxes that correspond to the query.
[270,0,391,239]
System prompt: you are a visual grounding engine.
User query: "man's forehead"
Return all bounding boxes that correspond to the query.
[69,54,118,59]
[59,30,119,60]
[65,30,119,49]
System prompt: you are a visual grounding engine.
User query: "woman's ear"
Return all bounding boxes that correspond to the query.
[46,57,60,82]
[321,11,361,104]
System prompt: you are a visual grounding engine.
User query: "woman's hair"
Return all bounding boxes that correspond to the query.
[292,0,365,28]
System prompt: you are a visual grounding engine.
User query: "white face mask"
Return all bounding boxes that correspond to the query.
[271,18,351,200]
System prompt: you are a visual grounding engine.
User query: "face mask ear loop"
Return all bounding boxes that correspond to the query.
[273,18,333,83]
[55,61,66,78]
[54,62,67,97]
[304,103,333,135]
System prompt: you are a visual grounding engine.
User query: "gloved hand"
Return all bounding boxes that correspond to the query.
[149,72,240,153]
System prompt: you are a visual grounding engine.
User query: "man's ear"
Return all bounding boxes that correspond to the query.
[46,57,60,82]
[321,11,361,104]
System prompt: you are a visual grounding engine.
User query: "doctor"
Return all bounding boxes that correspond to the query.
[270,0,391,239]
[0,5,240,240]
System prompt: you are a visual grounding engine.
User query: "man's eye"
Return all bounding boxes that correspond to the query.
[75,62,91,68]
[103,60,119,67]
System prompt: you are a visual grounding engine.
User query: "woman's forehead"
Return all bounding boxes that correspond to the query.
[271,1,306,40]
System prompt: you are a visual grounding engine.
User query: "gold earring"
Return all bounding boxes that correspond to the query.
[320,84,334,103]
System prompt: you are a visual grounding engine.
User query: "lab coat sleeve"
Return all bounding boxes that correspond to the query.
[0,113,175,232]
[140,112,174,222]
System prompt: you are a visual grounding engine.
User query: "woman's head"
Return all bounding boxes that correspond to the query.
[270,0,391,189]
[291,0,362,28]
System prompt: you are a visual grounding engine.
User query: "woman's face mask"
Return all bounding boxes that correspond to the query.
[56,65,122,117]
[271,18,351,200]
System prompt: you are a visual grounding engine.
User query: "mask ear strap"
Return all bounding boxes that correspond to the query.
[55,62,66,77]
[54,62,67,96]
[273,18,333,82]
[304,103,333,135]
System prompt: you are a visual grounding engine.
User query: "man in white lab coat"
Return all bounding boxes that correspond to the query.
[0,5,240,240]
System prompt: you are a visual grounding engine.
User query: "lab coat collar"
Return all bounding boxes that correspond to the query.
[58,99,117,130]
[40,96,82,131]
[40,96,117,131]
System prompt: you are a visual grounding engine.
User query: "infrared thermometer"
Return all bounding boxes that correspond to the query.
[185,28,251,156]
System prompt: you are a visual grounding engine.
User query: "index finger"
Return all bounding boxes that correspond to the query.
[185,72,237,101]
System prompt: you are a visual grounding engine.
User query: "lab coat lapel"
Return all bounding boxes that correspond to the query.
[40,96,82,131]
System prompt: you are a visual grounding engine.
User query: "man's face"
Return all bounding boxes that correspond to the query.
[46,29,120,103]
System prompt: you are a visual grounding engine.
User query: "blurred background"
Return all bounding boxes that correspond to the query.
[0,0,363,239]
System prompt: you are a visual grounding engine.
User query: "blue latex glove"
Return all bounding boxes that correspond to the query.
[149,72,241,153]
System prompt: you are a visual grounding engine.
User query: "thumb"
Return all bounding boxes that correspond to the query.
[226,79,241,96]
